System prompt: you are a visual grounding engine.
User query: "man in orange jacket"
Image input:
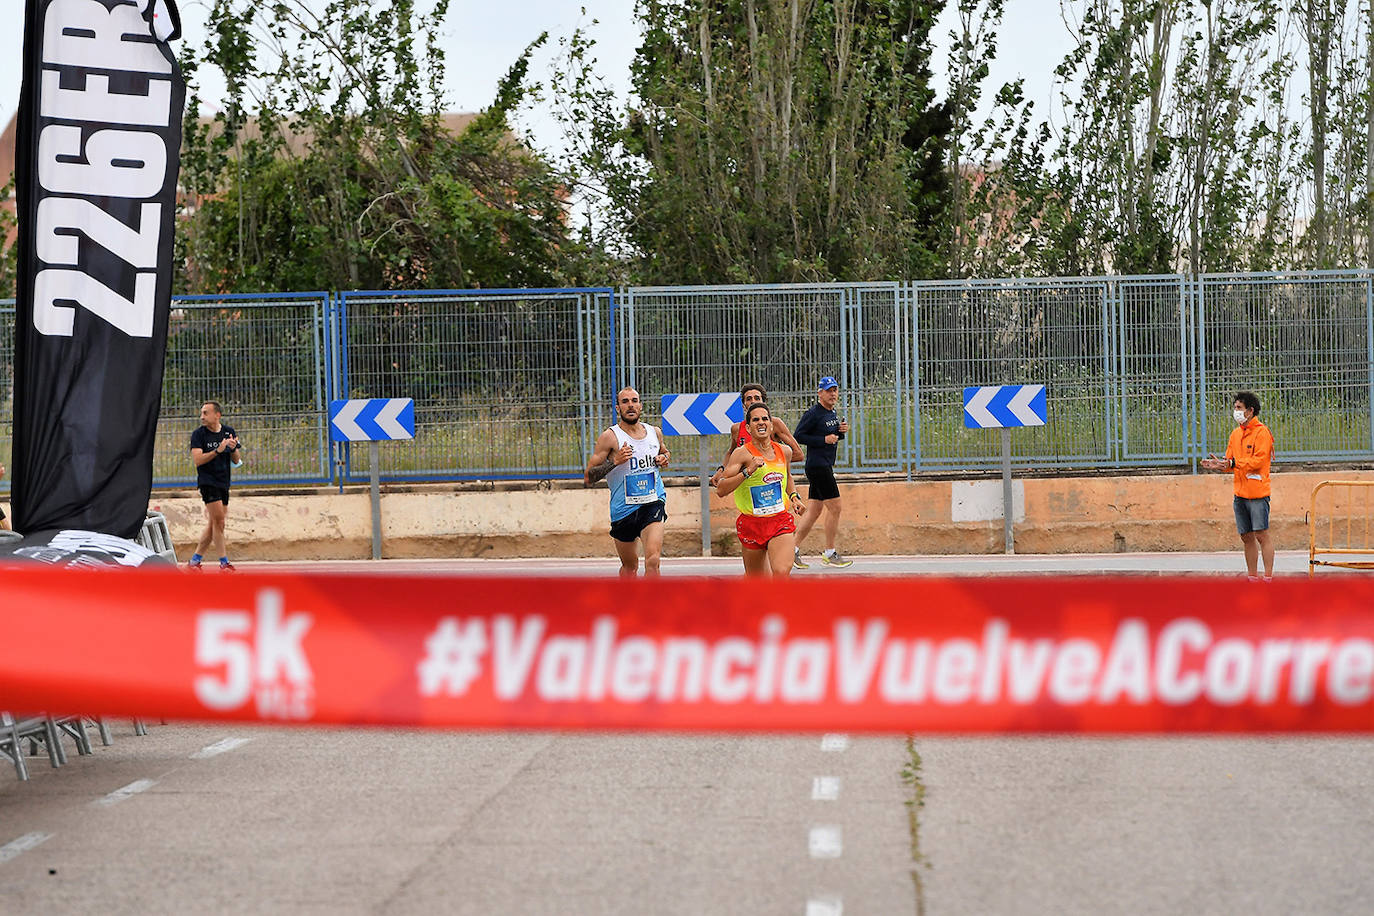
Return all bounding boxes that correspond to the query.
[1202,391,1274,581]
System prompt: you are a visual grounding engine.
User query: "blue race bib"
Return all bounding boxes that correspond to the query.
[749,479,784,515]
[625,472,657,505]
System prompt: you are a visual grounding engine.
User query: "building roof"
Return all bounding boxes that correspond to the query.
[0,110,487,184]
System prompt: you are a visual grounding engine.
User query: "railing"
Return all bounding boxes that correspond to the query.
[334,288,613,482]
[1308,480,1374,577]
[0,269,1371,488]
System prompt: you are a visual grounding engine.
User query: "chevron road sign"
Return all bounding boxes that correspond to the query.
[659,393,744,437]
[963,384,1047,556]
[329,398,416,442]
[659,392,746,559]
[963,385,1047,429]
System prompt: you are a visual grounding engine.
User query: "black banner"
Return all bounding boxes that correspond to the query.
[13,0,184,539]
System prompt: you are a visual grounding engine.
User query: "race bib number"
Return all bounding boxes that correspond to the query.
[749,479,785,516]
[625,472,658,505]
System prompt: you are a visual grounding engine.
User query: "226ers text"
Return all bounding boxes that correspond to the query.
[31,0,181,339]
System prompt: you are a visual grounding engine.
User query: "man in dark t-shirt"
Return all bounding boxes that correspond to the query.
[188,401,242,571]
[792,376,852,568]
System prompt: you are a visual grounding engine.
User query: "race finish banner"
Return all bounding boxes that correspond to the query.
[2,569,1374,733]
[12,0,185,539]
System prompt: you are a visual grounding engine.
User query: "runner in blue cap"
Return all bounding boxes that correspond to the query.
[792,376,852,567]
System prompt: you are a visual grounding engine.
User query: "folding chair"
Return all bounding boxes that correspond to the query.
[2,712,63,771]
[0,715,28,780]
[51,715,96,757]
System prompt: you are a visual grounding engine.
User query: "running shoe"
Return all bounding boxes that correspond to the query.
[793,548,809,569]
[186,561,203,573]
[220,562,236,573]
[820,551,853,568]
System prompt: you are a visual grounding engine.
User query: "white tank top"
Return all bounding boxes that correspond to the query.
[607,425,666,521]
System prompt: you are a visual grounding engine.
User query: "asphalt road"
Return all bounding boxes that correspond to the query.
[249,548,1325,577]
[3,551,1370,914]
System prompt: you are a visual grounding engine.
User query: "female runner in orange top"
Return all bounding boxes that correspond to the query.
[716,403,807,576]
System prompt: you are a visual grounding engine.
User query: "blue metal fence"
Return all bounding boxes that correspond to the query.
[1,271,1372,493]
[0,293,332,493]
[335,288,614,482]
[156,292,332,487]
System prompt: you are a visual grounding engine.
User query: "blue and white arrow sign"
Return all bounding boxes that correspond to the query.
[330,398,416,442]
[963,385,1047,429]
[659,393,744,436]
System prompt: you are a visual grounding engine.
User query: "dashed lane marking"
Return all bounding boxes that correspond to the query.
[92,778,157,808]
[0,832,52,865]
[809,825,843,859]
[820,734,850,752]
[190,737,253,759]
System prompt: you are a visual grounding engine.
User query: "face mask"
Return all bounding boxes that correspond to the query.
[1232,409,1246,424]
[231,459,243,469]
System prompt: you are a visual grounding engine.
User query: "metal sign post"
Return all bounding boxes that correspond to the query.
[698,437,711,557]
[330,397,416,560]
[660,393,745,557]
[1001,428,1014,554]
[369,441,382,560]
[963,384,1048,555]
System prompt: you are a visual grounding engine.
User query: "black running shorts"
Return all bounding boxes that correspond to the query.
[805,465,840,501]
[610,500,667,542]
[199,485,230,506]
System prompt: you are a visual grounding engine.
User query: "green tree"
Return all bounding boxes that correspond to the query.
[178,0,596,294]
[555,0,953,285]
[0,177,17,299]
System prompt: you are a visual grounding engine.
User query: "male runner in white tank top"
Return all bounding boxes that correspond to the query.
[584,387,671,576]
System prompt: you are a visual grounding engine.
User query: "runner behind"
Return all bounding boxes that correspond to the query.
[708,383,803,488]
[716,403,806,577]
[584,388,671,576]
[792,376,852,568]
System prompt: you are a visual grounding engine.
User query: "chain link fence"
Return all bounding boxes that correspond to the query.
[159,293,331,486]
[1197,272,1374,461]
[1,294,330,493]
[1,270,1372,490]
[620,284,900,472]
[336,289,613,481]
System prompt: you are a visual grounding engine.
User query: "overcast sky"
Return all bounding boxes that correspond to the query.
[1,1,1073,157]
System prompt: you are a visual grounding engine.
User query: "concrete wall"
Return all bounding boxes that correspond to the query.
[145,469,1374,561]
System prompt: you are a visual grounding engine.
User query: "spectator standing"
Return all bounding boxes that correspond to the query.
[1202,391,1274,581]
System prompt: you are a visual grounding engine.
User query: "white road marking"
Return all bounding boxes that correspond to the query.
[806,896,844,916]
[810,742,846,914]
[809,825,843,859]
[0,832,52,864]
[92,778,157,808]
[190,737,253,759]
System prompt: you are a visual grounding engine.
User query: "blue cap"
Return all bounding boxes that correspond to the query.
[817,376,838,391]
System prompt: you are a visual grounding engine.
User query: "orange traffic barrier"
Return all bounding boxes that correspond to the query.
[1308,481,1374,577]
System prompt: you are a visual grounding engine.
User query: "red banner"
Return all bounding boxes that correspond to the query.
[3,566,1373,732]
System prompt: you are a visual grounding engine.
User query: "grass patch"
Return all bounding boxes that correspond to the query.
[901,734,931,916]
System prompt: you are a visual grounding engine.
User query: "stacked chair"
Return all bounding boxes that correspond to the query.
[0,714,130,781]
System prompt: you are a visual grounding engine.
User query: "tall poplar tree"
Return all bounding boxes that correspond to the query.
[557,0,954,284]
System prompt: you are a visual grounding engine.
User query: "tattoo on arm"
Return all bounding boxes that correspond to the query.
[586,457,616,484]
